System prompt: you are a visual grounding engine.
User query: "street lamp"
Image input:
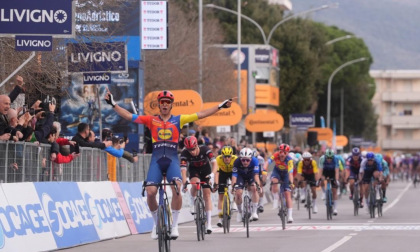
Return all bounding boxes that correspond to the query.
[325,35,354,46]
[326,57,367,129]
[266,3,338,45]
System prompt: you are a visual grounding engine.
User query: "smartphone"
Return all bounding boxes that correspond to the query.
[74,144,80,154]
[132,151,138,157]
[29,108,36,116]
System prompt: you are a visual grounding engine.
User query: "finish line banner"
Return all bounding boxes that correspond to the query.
[0,0,75,37]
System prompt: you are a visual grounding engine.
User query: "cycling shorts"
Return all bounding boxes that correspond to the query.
[271,168,291,192]
[146,156,182,185]
[189,166,212,189]
[218,170,232,194]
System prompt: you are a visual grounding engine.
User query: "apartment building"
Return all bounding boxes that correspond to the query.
[371,70,420,151]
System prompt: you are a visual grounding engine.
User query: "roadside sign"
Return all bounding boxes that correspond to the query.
[0,0,75,37]
[245,109,284,132]
[195,102,242,126]
[83,72,111,84]
[290,114,315,127]
[15,36,53,51]
[144,90,203,116]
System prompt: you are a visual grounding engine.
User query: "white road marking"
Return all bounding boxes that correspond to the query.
[206,225,420,232]
[349,233,358,236]
[383,182,411,214]
[321,236,353,252]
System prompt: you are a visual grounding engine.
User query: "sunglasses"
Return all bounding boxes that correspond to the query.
[303,158,311,161]
[241,158,251,162]
[187,147,196,152]
[279,151,288,154]
[326,157,333,160]
[159,99,172,105]
[223,155,232,158]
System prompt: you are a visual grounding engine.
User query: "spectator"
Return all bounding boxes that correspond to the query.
[33,101,56,143]
[105,136,125,182]
[0,95,12,140]
[72,123,111,149]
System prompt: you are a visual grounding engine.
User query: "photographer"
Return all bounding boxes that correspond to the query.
[72,123,112,149]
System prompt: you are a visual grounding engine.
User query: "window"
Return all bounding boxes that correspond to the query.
[404,129,413,140]
[404,80,412,92]
[386,79,392,91]
[386,127,391,138]
[403,104,412,115]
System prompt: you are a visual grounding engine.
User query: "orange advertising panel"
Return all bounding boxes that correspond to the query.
[245,110,284,132]
[195,102,242,126]
[143,90,203,116]
[308,128,333,141]
[336,135,349,147]
[255,84,279,106]
[233,70,248,114]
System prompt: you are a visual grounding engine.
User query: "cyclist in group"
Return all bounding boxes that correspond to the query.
[265,144,295,223]
[337,153,347,196]
[375,153,389,203]
[296,152,320,213]
[360,152,383,208]
[346,147,364,207]
[180,136,218,234]
[213,145,238,228]
[254,149,267,213]
[105,89,232,239]
[232,147,262,222]
[318,149,340,215]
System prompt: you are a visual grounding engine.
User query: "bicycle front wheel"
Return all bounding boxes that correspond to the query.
[243,196,250,238]
[326,189,332,220]
[195,198,201,241]
[279,192,286,230]
[353,186,359,216]
[222,194,230,234]
[200,199,206,240]
[306,190,312,220]
[158,206,166,252]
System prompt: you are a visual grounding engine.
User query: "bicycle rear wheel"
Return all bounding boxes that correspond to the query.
[369,184,376,218]
[377,188,383,217]
[195,198,201,241]
[222,194,230,234]
[243,196,250,238]
[158,206,165,252]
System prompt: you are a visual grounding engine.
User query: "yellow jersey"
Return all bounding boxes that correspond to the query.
[216,154,238,173]
[297,159,319,175]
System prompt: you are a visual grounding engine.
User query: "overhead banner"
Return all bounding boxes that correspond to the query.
[141,0,168,50]
[0,0,75,37]
[195,102,242,127]
[67,42,128,73]
[245,109,284,132]
[143,90,203,116]
[290,114,315,127]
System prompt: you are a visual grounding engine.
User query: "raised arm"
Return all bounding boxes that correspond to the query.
[104,87,133,121]
[197,98,233,119]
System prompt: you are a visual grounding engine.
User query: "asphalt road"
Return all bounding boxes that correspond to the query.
[62,180,420,252]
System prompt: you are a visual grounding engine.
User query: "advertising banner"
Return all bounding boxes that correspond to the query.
[33,182,99,249]
[143,90,203,116]
[0,183,57,252]
[195,102,242,127]
[290,114,315,127]
[245,109,284,132]
[141,0,168,50]
[67,42,127,73]
[83,72,112,84]
[15,36,53,51]
[118,182,154,233]
[255,48,270,63]
[0,0,74,37]
[255,84,279,106]
[77,182,131,239]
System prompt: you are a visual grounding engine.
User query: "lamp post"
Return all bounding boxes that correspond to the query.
[326,57,367,129]
[198,0,203,95]
[325,35,354,46]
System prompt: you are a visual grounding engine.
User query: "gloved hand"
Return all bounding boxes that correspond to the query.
[218,98,232,110]
[105,93,116,107]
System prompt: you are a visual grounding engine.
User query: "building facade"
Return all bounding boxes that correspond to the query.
[371,70,420,151]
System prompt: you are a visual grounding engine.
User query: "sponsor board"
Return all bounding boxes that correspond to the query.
[245,110,284,132]
[195,102,242,127]
[78,182,130,239]
[255,48,270,63]
[15,35,52,51]
[144,90,203,116]
[141,1,168,50]
[83,72,111,84]
[290,114,315,127]
[0,0,75,37]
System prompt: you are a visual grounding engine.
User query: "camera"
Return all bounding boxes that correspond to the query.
[29,108,36,116]
[41,95,56,112]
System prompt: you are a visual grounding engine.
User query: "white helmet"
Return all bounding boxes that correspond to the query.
[361,151,367,158]
[240,148,253,159]
[288,152,298,162]
[302,152,312,159]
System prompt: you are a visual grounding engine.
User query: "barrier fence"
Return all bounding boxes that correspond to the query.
[0,141,152,183]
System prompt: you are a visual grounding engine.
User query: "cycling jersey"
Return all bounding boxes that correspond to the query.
[232,157,259,189]
[346,156,362,179]
[132,113,198,184]
[297,159,318,175]
[268,153,294,191]
[319,155,339,188]
[180,145,215,188]
[381,159,390,177]
[216,154,238,173]
[257,155,267,176]
[360,158,382,183]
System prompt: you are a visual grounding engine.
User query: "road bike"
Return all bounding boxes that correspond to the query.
[219,183,231,234]
[353,181,360,216]
[325,178,334,220]
[375,181,384,217]
[142,173,179,252]
[186,181,209,241]
[368,178,377,218]
[271,181,287,230]
[304,181,313,219]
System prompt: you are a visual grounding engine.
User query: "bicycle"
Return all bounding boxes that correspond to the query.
[324,178,334,220]
[368,178,377,218]
[142,174,179,252]
[353,181,360,216]
[271,181,287,230]
[295,183,300,211]
[304,182,313,220]
[376,182,384,217]
[185,181,209,241]
[219,183,231,234]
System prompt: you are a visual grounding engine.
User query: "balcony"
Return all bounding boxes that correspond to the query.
[382,115,420,128]
[382,92,420,103]
[382,139,420,150]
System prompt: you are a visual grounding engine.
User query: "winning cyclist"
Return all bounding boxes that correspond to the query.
[213,145,238,227]
[265,144,295,223]
[180,136,218,234]
[296,152,320,214]
[318,149,340,215]
[105,89,232,239]
[232,147,261,222]
[360,152,383,208]
[346,147,364,207]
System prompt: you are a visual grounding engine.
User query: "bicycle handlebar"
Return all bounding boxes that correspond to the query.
[142,180,180,197]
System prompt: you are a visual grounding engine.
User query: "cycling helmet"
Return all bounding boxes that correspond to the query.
[352,147,361,156]
[295,153,302,161]
[325,149,335,158]
[366,152,375,160]
[343,153,349,160]
[302,152,312,159]
[240,148,253,159]
[252,148,259,157]
[375,153,383,161]
[221,146,233,156]
[184,136,198,149]
[279,144,290,153]
[288,152,296,161]
[361,151,367,158]
[157,90,174,102]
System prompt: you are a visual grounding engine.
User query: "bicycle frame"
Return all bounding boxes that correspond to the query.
[219,183,231,234]
[271,181,287,230]
[188,181,209,241]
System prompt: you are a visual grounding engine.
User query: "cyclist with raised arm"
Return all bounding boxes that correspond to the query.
[104,89,232,239]
[296,152,320,214]
[214,145,238,227]
[264,144,295,223]
[232,148,261,222]
[346,147,364,207]
[180,136,218,234]
[360,152,383,208]
[319,149,340,215]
